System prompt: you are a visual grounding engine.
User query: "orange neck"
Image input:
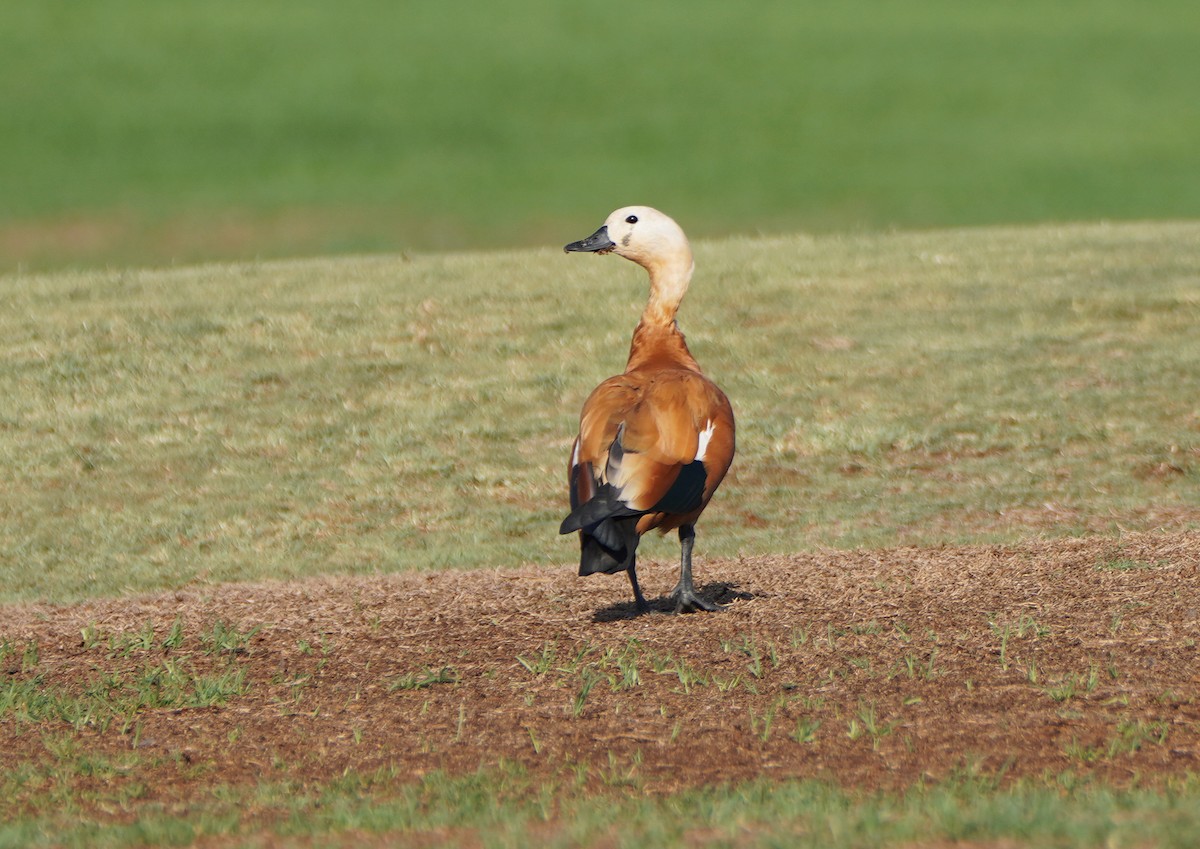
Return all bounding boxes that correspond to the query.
[624,249,698,373]
[625,320,701,374]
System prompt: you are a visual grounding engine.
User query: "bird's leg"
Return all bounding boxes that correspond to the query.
[627,555,650,614]
[669,524,722,613]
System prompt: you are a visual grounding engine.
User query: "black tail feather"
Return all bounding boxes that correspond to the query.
[577,515,640,576]
[559,483,641,536]
[562,475,644,577]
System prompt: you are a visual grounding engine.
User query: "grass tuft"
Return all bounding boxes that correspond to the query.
[388,667,460,693]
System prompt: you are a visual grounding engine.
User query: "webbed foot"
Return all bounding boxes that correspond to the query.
[669,585,724,614]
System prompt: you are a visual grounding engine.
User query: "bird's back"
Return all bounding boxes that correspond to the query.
[570,360,734,536]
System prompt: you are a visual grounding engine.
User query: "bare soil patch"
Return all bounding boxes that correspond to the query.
[3,532,1199,817]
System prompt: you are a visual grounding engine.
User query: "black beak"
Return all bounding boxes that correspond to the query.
[564,225,616,254]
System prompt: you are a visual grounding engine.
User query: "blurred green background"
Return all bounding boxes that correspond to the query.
[2,0,1198,271]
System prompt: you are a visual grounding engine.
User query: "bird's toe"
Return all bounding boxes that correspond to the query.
[670,589,724,614]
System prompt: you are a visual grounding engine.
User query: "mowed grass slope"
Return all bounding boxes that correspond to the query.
[2,221,1198,604]
[3,0,1200,269]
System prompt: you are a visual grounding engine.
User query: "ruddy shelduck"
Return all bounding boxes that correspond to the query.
[560,206,735,613]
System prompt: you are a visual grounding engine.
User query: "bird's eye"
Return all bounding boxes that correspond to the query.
[625,215,638,224]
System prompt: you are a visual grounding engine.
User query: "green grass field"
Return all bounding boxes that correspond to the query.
[7,768,1200,849]
[3,0,1199,269]
[2,221,1197,604]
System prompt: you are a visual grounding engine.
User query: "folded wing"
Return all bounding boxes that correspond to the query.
[561,368,733,544]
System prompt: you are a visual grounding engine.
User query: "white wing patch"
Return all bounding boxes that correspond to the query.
[695,419,716,462]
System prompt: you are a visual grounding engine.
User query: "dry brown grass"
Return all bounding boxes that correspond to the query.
[4,530,1198,821]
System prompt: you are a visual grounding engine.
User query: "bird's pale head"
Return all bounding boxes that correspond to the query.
[564,206,692,275]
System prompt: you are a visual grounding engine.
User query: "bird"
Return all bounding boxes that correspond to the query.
[559,206,735,614]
